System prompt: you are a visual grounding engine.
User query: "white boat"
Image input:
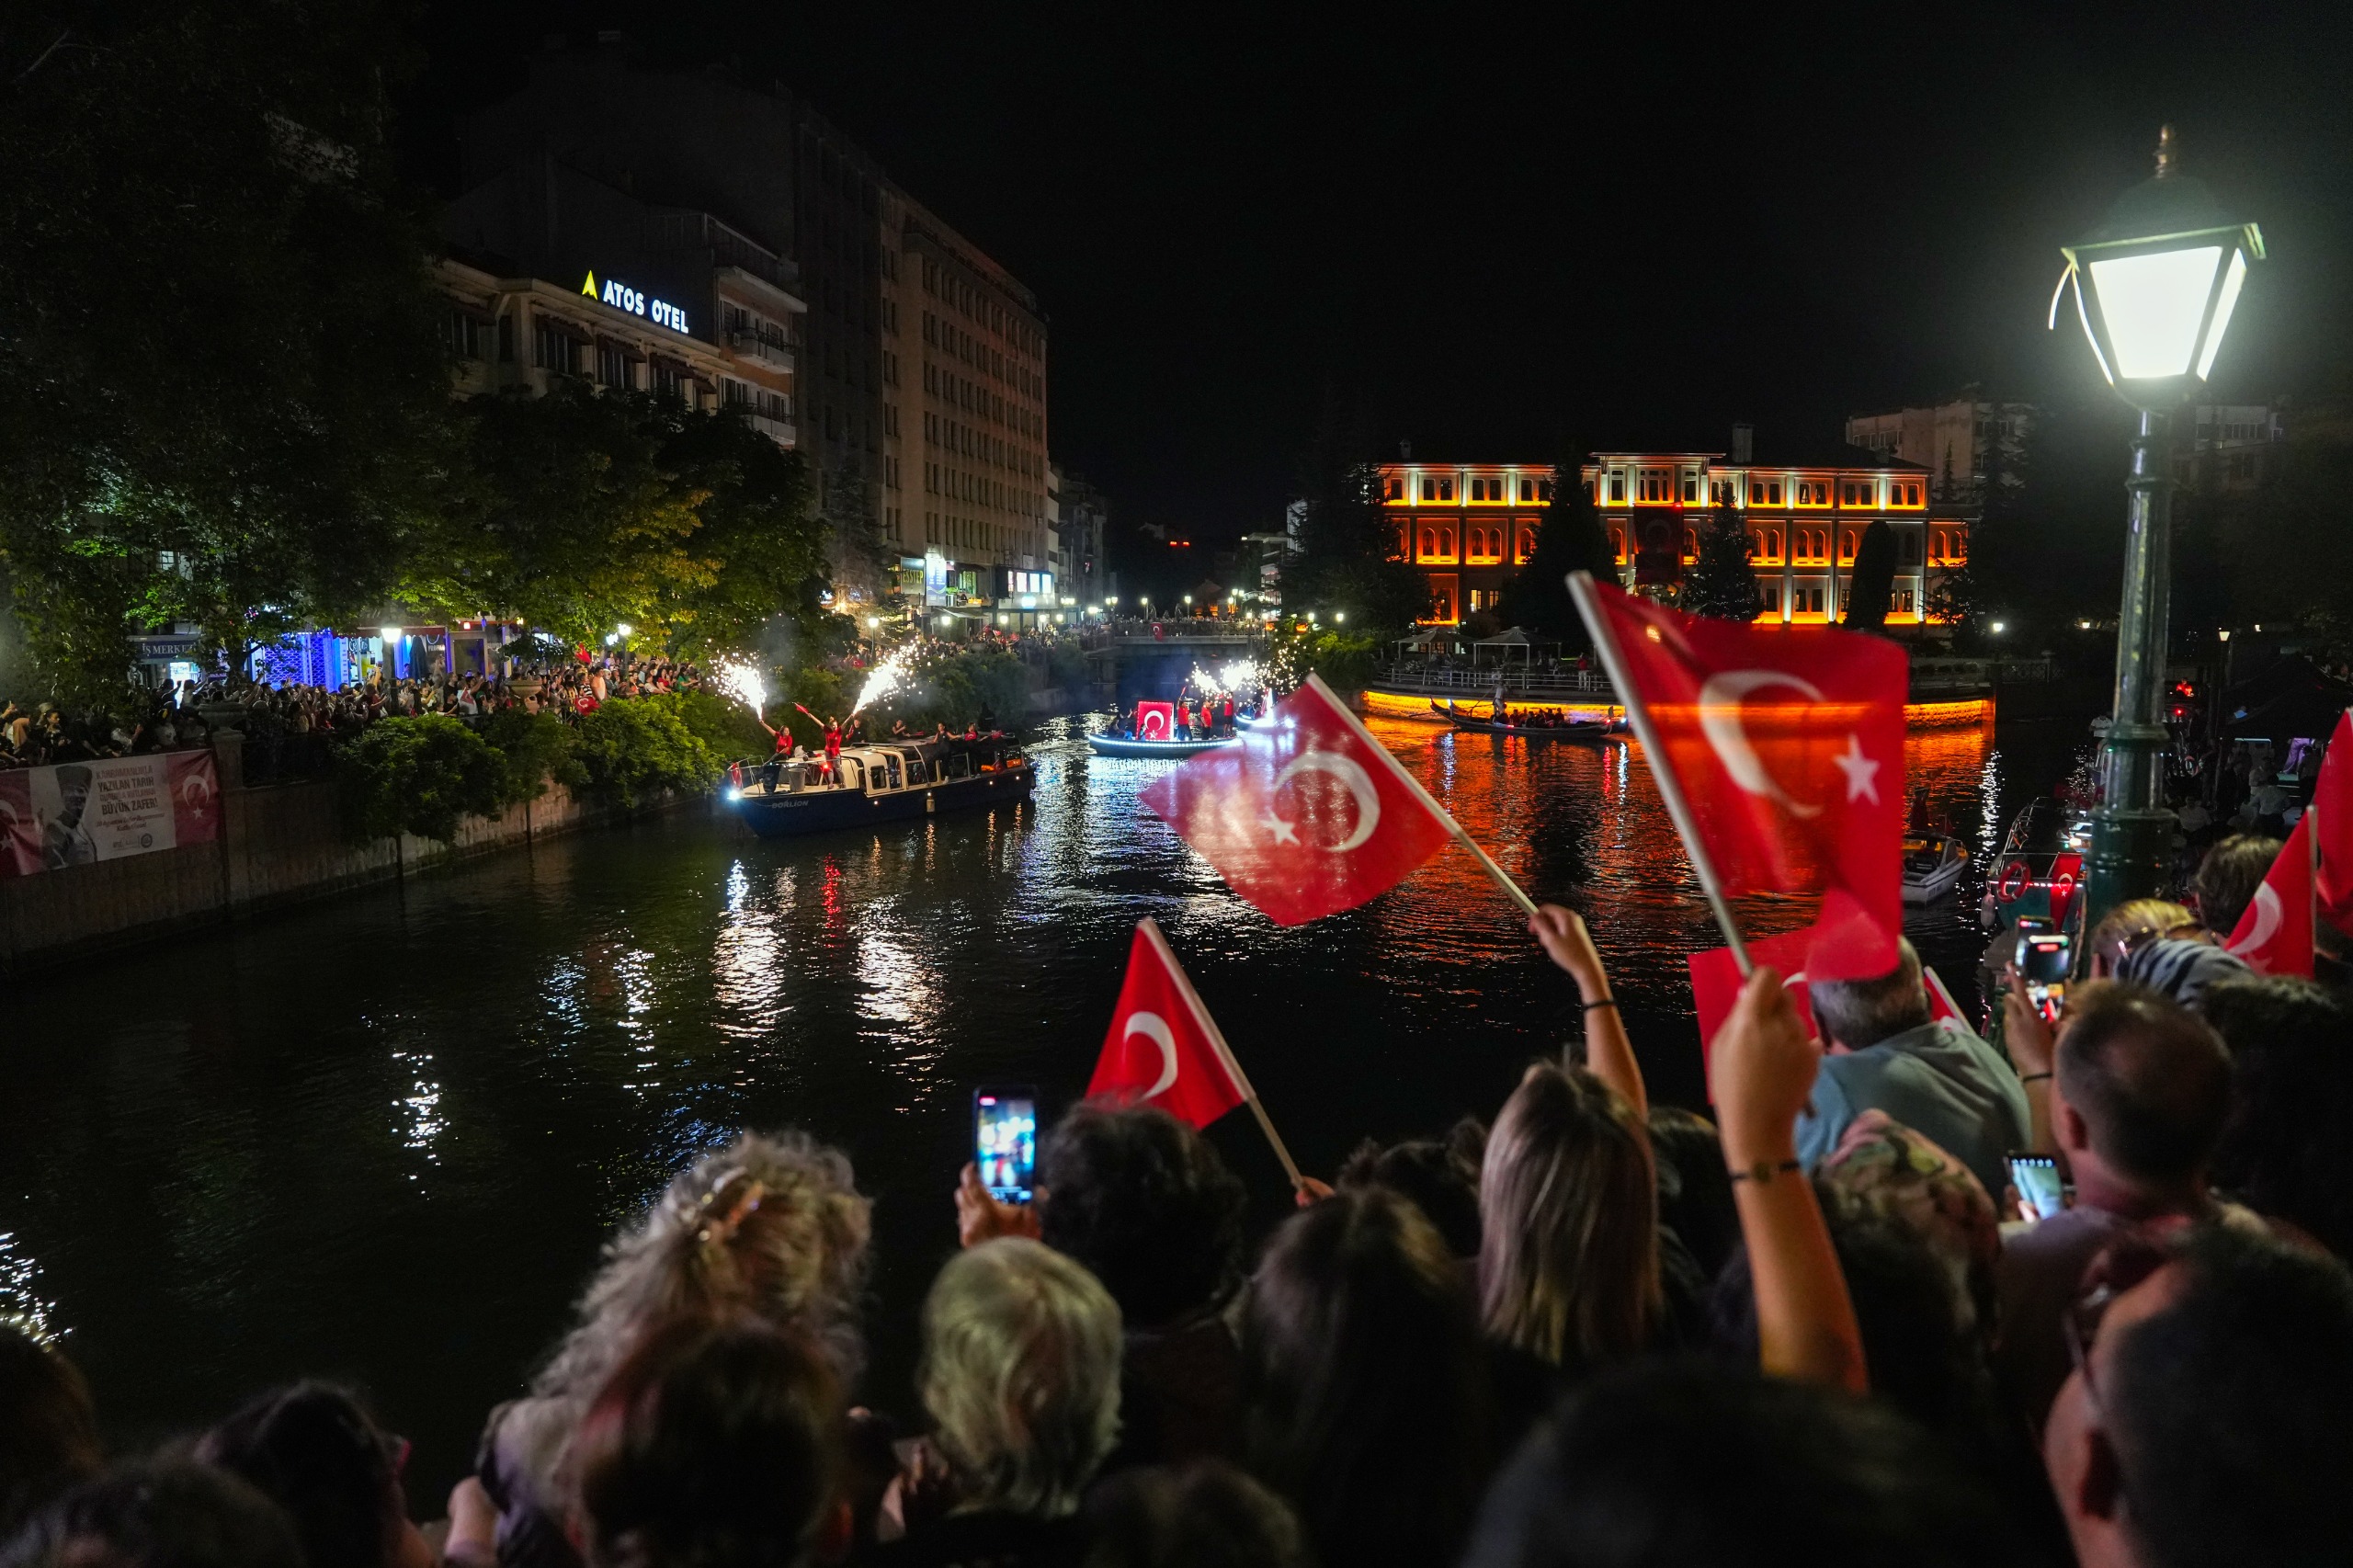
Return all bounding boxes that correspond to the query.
[1902,832,1969,903]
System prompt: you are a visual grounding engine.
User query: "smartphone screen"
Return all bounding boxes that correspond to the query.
[2020,932,2071,1019]
[2009,1153,2064,1221]
[974,1087,1038,1205]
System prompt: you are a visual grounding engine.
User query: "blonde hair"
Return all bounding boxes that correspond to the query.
[1476,1063,1659,1369]
[918,1239,1122,1519]
[2088,899,2201,973]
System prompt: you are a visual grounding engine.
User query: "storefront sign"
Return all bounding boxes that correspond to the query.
[581,271,688,334]
[924,551,950,608]
[0,751,221,878]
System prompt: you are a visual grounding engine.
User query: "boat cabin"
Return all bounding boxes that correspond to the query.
[740,739,1023,798]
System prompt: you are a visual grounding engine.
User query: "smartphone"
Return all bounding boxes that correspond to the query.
[2019,930,2072,1020]
[2008,1152,2065,1222]
[973,1086,1039,1205]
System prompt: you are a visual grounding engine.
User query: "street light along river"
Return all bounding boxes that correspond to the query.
[0,708,2079,1495]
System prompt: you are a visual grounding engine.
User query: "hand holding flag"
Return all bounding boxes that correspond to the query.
[2226,811,2317,977]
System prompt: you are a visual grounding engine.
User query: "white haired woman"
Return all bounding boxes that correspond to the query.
[877,1239,1122,1567]
[457,1131,871,1568]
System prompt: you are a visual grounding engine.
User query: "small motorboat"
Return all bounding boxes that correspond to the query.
[1902,832,1970,903]
[1087,732,1242,758]
[725,739,1031,838]
[1432,699,1621,741]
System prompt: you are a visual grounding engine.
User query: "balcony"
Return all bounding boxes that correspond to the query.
[728,332,797,371]
[747,413,797,448]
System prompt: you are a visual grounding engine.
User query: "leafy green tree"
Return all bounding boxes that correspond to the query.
[335,716,511,844]
[1684,505,1764,621]
[0,2,453,699]
[658,406,828,657]
[1286,395,1426,632]
[1841,519,1896,631]
[570,697,722,808]
[1498,450,1616,643]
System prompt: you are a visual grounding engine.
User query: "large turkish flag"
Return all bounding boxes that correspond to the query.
[2314,709,2353,934]
[2226,812,2315,978]
[1088,919,1250,1131]
[1584,577,1906,982]
[1140,674,1455,926]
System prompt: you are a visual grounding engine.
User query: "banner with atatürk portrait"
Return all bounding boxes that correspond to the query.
[0,751,221,878]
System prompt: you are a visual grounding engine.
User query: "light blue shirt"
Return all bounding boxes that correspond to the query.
[1795,1018,2029,1201]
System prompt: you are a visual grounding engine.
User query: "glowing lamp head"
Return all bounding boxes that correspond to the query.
[616,623,632,638]
[1991,620,2006,634]
[2056,126,2262,409]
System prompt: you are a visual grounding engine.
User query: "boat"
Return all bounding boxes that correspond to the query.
[724,738,1031,838]
[1086,733,1242,758]
[1901,832,1970,903]
[1235,711,1276,731]
[1430,699,1622,741]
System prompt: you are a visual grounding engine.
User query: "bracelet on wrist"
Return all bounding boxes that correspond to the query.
[1726,1157,1803,1185]
[1581,996,1617,1012]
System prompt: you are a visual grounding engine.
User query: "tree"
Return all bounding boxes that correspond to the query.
[1498,445,1616,643]
[0,2,454,699]
[403,387,825,654]
[1685,505,1764,622]
[818,459,891,611]
[1285,392,1427,633]
[1841,519,1895,631]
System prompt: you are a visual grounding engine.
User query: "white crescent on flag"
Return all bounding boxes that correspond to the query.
[2229,884,2283,958]
[1121,1010,1181,1098]
[1271,750,1381,851]
[1696,670,1824,820]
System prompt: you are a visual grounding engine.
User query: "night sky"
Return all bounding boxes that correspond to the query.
[404,3,2353,541]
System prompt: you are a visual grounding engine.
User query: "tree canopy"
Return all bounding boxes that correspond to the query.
[1841,519,1896,631]
[1498,447,1615,644]
[1685,506,1763,622]
[1285,397,1427,633]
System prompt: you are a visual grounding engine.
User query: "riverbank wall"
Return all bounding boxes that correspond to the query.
[1,738,683,976]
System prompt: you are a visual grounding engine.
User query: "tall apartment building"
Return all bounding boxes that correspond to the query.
[2179,403,2284,493]
[1845,392,2032,506]
[459,37,1050,611]
[1047,465,1108,608]
[438,159,803,441]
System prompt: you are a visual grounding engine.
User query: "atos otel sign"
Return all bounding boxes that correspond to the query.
[581,272,688,334]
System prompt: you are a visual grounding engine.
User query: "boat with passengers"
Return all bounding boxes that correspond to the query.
[724,735,1032,838]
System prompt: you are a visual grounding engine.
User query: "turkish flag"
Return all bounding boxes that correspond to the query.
[2226,812,2315,978]
[2314,710,2353,933]
[1140,674,1456,926]
[1584,578,1905,982]
[1134,700,1176,741]
[1089,918,1250,1130]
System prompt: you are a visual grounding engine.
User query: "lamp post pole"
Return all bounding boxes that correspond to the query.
[2086,408,2178,921]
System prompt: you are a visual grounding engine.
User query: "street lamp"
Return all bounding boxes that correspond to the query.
[2053,125,2264,927]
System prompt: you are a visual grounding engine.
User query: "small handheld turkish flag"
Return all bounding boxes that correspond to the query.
[1688,922,1972,1092]
[1576,576,1906,982]
[2227,812,2316,978]
[1140,674,1456,926]
[1090,919,1250,1131]
[2313,710,2353,934]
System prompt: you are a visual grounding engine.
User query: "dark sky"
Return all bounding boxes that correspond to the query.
[404,2,2353,540]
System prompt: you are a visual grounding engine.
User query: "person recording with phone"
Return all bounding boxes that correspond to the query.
[1992,982,2261,1432]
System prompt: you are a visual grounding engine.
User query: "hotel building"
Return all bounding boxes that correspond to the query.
[460,36,1051,613]
[1385,435,1967,628]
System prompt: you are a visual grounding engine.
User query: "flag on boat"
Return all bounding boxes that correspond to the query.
[1089,918,1249,1130]
[1133,700,1176,741]
[2314,709,2353,933]
[2226,812,2316,978]
[1140,673,1455,926]
[1579,578,1906,982]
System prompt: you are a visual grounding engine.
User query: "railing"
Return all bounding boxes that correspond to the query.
[1079,622,1269,650]
[1371,664,1619,698]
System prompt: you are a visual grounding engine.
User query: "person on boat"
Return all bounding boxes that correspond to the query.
[1220,695,1236,735]
[1176,698,1193,739]
[795,704,845,782]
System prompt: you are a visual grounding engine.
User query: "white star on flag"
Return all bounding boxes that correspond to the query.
[1833,733,1881,803]
[1258,811,1300,845]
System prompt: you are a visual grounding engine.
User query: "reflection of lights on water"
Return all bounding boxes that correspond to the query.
[391,1048,446,1171]
[0,1231,65,1344]
[1977,750,2006,873]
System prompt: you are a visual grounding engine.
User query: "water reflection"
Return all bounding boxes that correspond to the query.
[0,1230,65,1344]
[0,706,2083,1505]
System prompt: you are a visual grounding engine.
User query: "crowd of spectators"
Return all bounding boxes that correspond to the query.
[6,831,2353,1568]
[0,658,716,778]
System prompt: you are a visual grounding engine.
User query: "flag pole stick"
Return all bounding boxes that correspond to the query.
[1139,918,1306,1190]
[1565,572,1754,976]
[1300,673,1542,920]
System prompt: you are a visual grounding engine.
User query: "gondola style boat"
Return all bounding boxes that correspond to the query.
[725,738,1031,838]
[1430,700,1623,742]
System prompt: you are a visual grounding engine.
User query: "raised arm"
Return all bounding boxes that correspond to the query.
[1529,903,1645,1121]
[1711,967,1868,1394]
[2001,964,2059,1155]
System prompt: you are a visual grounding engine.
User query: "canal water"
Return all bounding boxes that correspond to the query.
[0,709,2086,1503]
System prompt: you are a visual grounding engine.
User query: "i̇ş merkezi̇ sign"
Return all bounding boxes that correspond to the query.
[581,272,688,333]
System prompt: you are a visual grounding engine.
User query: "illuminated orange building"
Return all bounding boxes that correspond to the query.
[1377,461,1556,624]
[1581,435,1966,628]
